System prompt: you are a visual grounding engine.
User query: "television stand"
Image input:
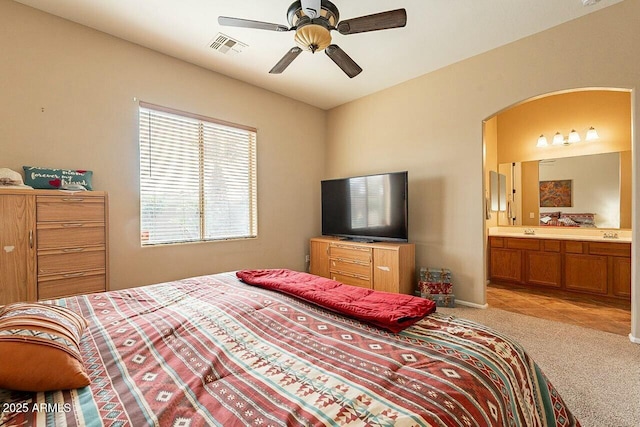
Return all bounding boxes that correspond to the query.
[309,236,415,294]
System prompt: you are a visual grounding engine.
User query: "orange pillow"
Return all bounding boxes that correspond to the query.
[0,302,90,391]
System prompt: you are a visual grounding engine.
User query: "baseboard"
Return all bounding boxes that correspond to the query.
[455,299,489,309]
[629,333,640,344]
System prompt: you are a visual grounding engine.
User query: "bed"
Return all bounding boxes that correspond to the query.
[0,270,579,426]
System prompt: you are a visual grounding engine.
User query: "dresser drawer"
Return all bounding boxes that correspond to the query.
[330,257,371,278]
[37,247,105,276]
[37,223,105,250]
[36,196,105,222]
[38,272,106,299]
[330,272,371,289]
[329,244,372,263]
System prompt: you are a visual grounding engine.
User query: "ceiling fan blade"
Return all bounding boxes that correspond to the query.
[269,47,303,74]
[336,9,407,35]
[325,45,362,78]
[218,16,290,32]
[300,0,322,19]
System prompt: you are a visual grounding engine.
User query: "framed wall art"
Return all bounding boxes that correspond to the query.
[539,179,572,207]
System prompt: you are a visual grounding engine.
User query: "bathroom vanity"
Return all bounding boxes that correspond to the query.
[488,228,631,301]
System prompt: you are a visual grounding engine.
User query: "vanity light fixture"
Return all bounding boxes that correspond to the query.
[585,126,600,141]
[536,134,548,147]
[552,132,565,146]
[536,127,599,147]
[568,129,581,143]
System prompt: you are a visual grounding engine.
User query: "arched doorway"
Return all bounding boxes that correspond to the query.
[483,88,633,336]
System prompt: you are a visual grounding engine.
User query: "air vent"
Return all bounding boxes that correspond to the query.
[209,33,248,55]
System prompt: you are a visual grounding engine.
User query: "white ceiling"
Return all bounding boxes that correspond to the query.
[13,0,623,110]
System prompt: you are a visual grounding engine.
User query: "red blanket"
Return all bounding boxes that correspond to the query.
[236,269,436,333]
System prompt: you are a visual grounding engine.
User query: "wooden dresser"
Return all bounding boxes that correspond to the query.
[0,189,109,304]
[309,237,415,294]
[489,235,630,300]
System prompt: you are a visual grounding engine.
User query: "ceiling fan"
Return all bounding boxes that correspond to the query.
[218,0,407,78]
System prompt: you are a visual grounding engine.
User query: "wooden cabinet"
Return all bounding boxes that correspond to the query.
[611,257,632,298]
[525,238,561,288]
[309,237,415,294]
[488,235,630,300]
[0,193,36,305]
[309,238,330,278]
[0,190,108,304]
[373,247,415,294]
[489,239,524,283]
[564,254,608,294]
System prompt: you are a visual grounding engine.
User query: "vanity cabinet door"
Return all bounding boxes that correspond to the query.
[525,251,561,288]
[0,194,36,304]
[309,238,330,277]
[564,254,608,294]
[611,257,631,298]
[490,248,523,283]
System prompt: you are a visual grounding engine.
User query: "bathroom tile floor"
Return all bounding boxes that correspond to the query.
[486,283,631,336]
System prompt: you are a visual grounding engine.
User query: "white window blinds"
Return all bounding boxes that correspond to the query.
[139,103,257,246]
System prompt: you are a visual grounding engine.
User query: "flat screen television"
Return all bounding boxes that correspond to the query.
[321,171,408,242]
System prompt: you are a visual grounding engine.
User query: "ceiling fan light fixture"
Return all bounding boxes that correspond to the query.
[288,1,339,28]
[294,24,332,52]
[219,1,406,76]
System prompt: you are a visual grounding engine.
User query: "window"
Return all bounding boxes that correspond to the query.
[139,102,257,246]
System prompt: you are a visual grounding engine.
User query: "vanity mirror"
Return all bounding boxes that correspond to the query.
[498,151,631,229]
[489,170,506,212]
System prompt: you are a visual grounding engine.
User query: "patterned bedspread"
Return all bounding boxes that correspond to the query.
[0,272,579,426]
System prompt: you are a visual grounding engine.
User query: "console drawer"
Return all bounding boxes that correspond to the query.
[330,271,371,289]
[329,244,372,263]
[330,257,370,277]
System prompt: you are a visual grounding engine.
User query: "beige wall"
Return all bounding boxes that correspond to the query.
[484,116,498,229]
[0,1,326,289]
[621,150,632,229]
[326,1,640,339]
[521,161,540,227]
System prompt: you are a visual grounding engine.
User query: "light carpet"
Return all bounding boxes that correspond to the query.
[437,306,640,427]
